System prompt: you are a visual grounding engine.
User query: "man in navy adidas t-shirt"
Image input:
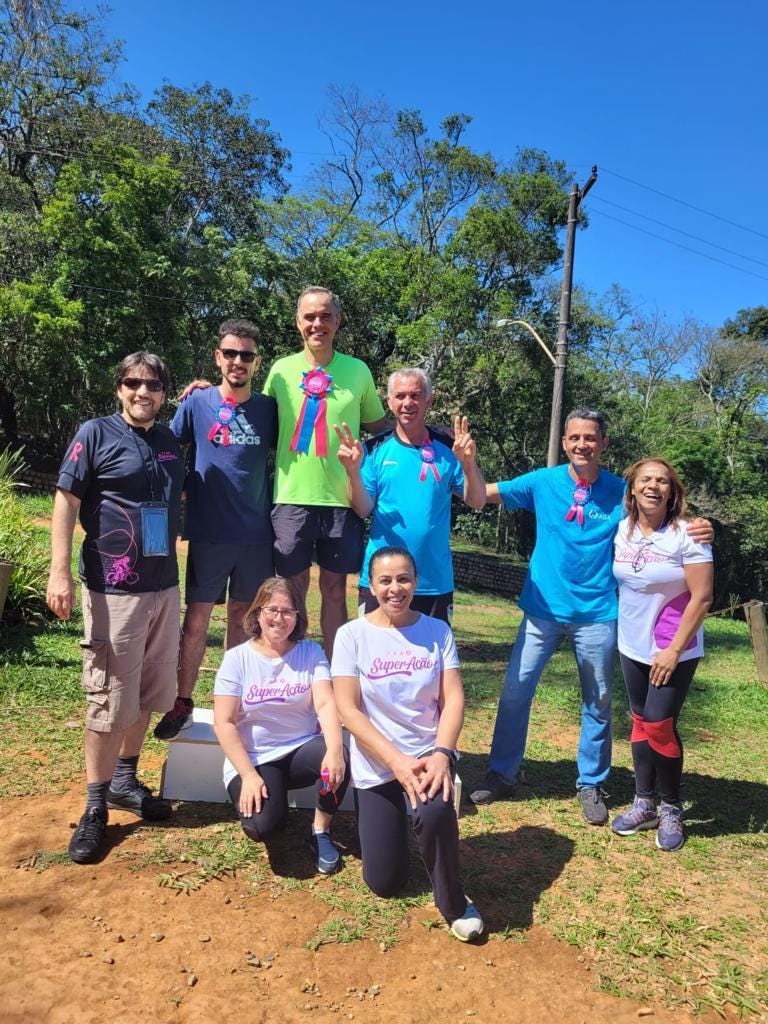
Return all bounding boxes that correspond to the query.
[335,367,486,623]
[154,319,277,740]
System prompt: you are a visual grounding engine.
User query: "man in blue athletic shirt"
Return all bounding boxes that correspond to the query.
[470,408,713,824]
[154,319,277,740]
[335,367,486,623]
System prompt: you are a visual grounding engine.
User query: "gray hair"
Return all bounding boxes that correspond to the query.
[387,367,433,399]
[564,407,607,437]
[296,286,341,317]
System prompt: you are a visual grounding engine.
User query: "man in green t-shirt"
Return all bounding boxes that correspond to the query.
[264,286,389,655]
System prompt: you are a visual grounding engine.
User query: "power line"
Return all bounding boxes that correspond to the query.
[601,167,768,242]
[590,196,768,269]
[587,207,768,284]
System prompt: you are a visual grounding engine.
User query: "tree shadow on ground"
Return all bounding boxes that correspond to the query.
[461,826,574,933]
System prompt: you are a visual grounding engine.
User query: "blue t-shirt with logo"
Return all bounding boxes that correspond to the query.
[359,429,464,595]
[499,465,626,623]
[170,388,277,545]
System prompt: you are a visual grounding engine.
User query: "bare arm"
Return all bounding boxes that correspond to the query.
[686,517,714,545]
[213,694,269,815]
[46,488,81,620]
[333,422,374,517]
[312,678,347,790]
[333,673,429,809]
[485,482,502,505]
[452,416,486,510]
[649,561,713,686]
[361,415,393,435]
[421,667,466,801]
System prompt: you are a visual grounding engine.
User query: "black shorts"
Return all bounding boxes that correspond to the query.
[358,587,453,624]
[271,504,364,577]
[185,541,274,604]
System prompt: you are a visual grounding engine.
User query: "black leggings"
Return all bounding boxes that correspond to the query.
[355,781,466,923]
[226,735,350,842]
[619,653,699,804]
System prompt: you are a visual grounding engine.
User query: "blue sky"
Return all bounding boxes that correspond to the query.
[95,0,767,328]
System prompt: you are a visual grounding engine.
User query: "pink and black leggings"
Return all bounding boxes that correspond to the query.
[619,653,700,804]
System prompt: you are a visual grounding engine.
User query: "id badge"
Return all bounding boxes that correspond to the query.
[140,502,169,557]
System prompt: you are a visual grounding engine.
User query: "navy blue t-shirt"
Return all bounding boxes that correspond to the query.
[57,413,184,594]
[170,388,277,544]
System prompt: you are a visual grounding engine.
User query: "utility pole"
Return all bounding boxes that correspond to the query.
[546,165,599,468]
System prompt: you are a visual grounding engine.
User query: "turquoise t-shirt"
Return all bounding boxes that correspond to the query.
[359,429,464,594]
[499,465,626,623]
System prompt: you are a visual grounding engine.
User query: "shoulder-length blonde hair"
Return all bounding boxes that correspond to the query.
[242,577,308,642]
[624,457,688,531]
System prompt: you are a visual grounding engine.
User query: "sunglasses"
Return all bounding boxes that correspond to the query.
[120,378,165,393]
[218,348,258,363]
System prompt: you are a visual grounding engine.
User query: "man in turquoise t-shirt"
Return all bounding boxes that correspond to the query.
[335,367,486,623]
[264,287,389,656]
[470,409,712,825]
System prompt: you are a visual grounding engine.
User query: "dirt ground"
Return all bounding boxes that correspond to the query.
[1,789,710,1024]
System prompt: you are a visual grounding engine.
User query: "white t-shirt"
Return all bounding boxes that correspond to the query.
[214,639,331,786]
[330,614,460,789]
[613,519,712,665]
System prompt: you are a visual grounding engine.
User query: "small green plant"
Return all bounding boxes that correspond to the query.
[0,447,50,623]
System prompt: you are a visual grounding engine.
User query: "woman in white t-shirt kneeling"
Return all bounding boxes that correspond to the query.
[612,459,713,853]
[214,577,349,874]
[331,546,483,942]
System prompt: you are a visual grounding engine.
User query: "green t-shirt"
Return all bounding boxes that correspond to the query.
[264,350,385,507]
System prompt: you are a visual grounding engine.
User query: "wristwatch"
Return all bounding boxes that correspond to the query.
[432,746,458,767]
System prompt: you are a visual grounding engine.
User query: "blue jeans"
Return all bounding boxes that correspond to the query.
[488,614,616,790]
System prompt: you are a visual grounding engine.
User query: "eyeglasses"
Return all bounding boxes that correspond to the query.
[120,378,165,393]
[218,348,258,363]
[260,606,298,618]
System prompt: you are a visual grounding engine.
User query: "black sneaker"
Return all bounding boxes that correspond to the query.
[577,786,609,825]
[154,697,194,740]
[469,771,518,806]
[69,806,108,864]
[107,782,172,821]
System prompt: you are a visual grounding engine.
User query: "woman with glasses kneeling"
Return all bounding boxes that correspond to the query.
[332,546,483,942]
[213,577,349,874]
[611,459,713,852]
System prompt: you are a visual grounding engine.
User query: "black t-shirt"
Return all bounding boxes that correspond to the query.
[57,413,184,594]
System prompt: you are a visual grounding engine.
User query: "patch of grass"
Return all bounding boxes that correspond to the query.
[17,493,54,518]
[308,875,430,950]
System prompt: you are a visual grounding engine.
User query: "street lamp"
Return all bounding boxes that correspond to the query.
[495,318,559,466]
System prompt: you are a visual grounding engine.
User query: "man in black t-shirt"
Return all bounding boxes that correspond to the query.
[47,352,184,864]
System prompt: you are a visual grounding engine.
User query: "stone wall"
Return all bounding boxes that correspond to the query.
[452,550,527,599]
[16,467,58,494]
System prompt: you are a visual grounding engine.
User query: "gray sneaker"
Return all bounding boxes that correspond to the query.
[469,771,517,806]
[656,802,685,852]
[577,786,609,825]
[611,796,658,836]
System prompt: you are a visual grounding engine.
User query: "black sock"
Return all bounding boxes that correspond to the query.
[86,780,111,814]
[110,755,139,793]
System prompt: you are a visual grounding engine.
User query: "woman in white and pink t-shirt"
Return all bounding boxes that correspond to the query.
[332,546,483,943]
[611,459,713,853]
[214,577,349,875]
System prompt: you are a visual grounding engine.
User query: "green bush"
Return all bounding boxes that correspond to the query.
[0,447,50,623]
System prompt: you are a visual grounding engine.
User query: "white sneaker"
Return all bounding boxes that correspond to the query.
[449,900,484,942]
